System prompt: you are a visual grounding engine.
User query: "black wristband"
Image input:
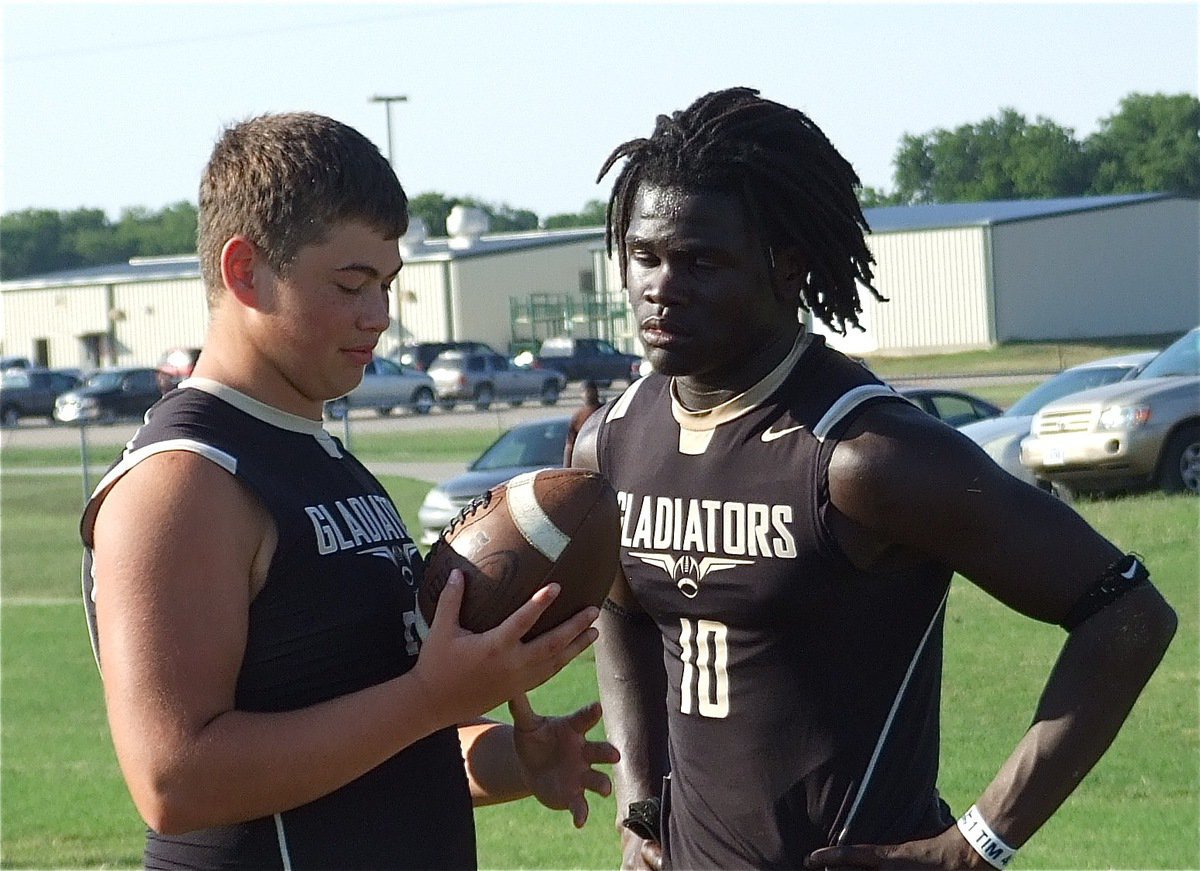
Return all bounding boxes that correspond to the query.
[622,797,662,843]
[1059,553,1150,632]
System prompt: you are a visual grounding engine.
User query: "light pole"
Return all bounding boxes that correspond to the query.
[369,95,410,358]
[369,94,408,169]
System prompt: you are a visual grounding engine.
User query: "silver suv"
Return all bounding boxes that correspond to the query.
[324,356,436,419]
[427,350,566,411]
[1020,327,1200,497]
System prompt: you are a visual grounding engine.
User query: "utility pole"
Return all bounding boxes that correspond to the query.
[369,94,408,169]
[369,94,410,357]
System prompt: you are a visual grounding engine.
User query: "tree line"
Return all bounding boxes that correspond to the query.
[862,92,1200,206]
[3,92,1195,281]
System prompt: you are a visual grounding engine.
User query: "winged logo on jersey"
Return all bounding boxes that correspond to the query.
[360,542,422,581]
[629,551,754,598]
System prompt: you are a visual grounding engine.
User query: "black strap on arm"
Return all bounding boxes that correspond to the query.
[603,596,657,624]
[1059,553,1151,632]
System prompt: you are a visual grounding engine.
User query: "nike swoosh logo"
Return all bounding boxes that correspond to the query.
[1120,559,1140,580]
[761,424,806,442]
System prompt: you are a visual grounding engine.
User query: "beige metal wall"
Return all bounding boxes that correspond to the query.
[2,282,110,366]
[815,226,993,356]
[388,259,450,354]
[604,226,994,358]
[451,239,601,353]
[4,278,207,368]
[1,240,601,368]
[600,249,624,310]
[596,248,642,355]
[992,198,1200,340]
[3,276,209,369]
[110,279,209,362]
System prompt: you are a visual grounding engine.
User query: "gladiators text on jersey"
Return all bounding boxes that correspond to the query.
[617,490,798,571]
[304,494,413,556]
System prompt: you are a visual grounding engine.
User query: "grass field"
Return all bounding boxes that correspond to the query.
[2,344,1196,868]
[860,335,1173,378]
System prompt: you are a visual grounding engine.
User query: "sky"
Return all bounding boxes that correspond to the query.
[2,1,1197,226]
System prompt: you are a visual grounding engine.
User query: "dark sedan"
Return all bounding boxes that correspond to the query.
[1,368,81,425]
[898,387,1003,428]
[53,367,162,424]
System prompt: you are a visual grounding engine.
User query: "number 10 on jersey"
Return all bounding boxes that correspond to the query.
[679,618,730,718]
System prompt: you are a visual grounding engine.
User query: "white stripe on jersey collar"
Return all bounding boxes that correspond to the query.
[181,377,344,458]
[669,327,815,433]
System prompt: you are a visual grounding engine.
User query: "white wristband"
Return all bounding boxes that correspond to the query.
[956,805,1016,869]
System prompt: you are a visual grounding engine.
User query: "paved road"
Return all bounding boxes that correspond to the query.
[0,374,1046,484]
[0,401,580,484]
[0,400,576,449]
[2,460,469,485]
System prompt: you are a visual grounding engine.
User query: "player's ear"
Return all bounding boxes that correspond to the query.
[220,236,262,307]
[768,246,807,306]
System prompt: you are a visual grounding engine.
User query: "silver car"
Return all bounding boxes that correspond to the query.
[1020,328,1200,497]
[324,357,437,419]
[417,416,570,546]
[427,350,566,411]
[959,351,1156,487]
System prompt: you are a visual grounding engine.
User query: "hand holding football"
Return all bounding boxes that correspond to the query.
[419,468,620,639]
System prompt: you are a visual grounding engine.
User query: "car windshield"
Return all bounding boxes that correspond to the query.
[1005,365,1139,417]
[471,421,567,471]
[84,371,124,390]
[1137,330,1200,379]
[428,354,463,370]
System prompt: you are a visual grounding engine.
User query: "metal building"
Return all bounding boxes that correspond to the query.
[814,192,1200,356]
[0,212,608,370]
[4,193,1196,370]
[597,191,1200,356]
[0,256,210,371]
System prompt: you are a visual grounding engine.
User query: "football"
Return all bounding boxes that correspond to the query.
[418,468,621,639]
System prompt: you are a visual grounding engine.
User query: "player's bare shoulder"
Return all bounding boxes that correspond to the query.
[830,396,939,472]
[95,449,277,596]
[571,401,606,472]
[828,397,1009,522]
[99,448,249,522]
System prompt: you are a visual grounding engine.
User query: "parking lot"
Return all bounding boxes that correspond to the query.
[5,395,591,447]
[0,374,1033,455]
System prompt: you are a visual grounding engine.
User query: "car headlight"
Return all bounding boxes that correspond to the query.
[1098,404,1151,430]
[420,488,455,512]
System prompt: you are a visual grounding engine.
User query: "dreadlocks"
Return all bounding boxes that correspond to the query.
[597,87,883,334]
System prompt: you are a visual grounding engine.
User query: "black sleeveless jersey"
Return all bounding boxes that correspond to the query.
[596,333,954,869]
[81,380,475,870]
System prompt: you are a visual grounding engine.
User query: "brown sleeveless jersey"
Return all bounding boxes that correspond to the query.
[597,333,954,868]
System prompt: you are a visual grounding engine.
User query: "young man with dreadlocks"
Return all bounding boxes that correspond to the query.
[571,87,1176,870]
